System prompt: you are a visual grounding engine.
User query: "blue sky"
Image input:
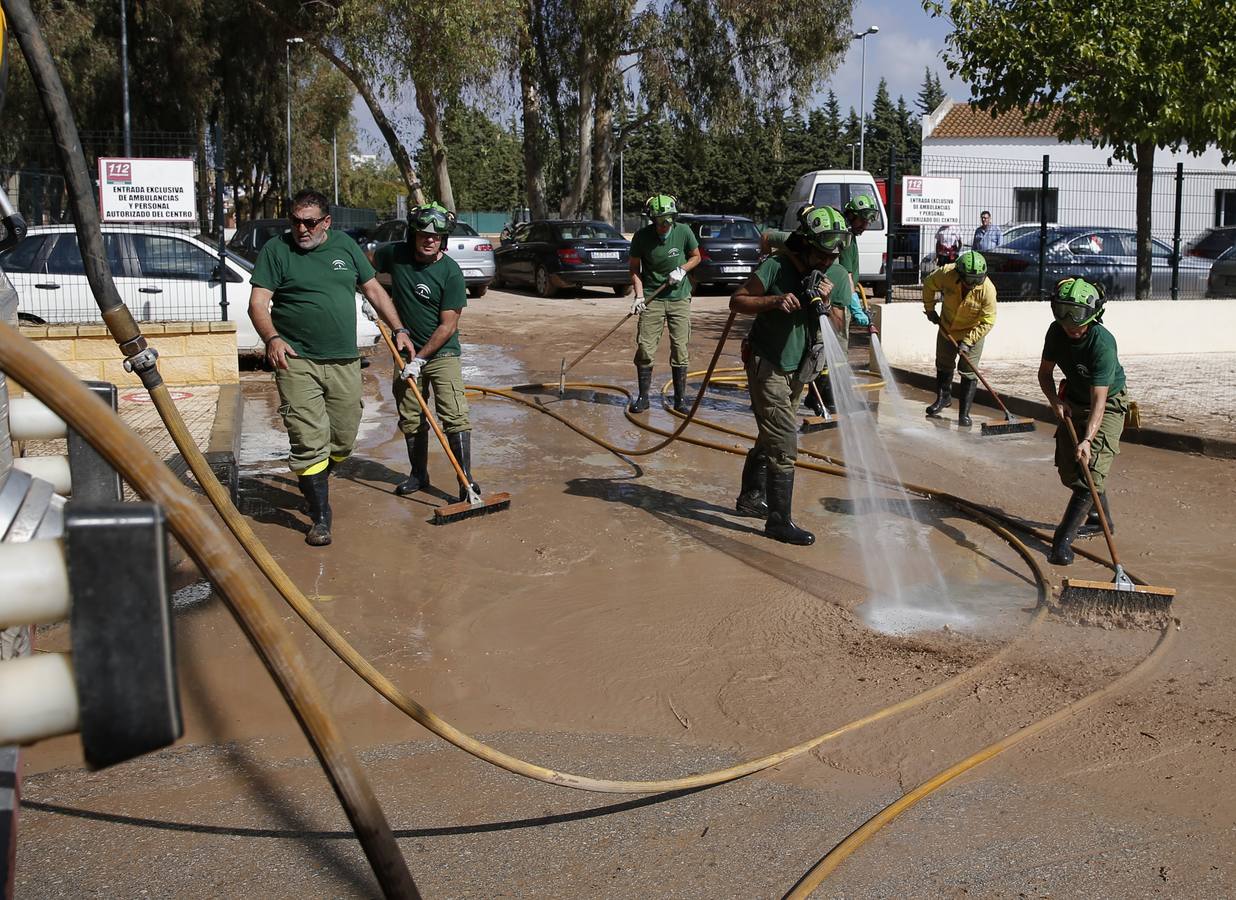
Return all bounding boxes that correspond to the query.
[350,1,966,157]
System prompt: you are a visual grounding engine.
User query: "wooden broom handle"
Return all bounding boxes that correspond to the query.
[1061,413,1121,567]
[944,331,1014,418]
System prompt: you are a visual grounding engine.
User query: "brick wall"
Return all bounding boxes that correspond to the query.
[18,321,239,385]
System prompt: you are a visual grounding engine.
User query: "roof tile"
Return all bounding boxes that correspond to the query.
[931,103,1065,139]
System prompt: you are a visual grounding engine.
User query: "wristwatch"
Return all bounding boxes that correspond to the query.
[263,333,282,345]
[393,327,411,338]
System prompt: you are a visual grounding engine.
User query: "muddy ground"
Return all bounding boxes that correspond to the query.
[16,287,1236,898]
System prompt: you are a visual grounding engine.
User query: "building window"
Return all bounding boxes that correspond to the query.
[1014,188,1058,223]
[1215,190,1236,227]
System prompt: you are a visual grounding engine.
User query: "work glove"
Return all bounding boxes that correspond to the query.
[630,295,647,315]
[925,308,940,325]
[848,291,870,327]
[400,357,425,381]
[668,266,687,285]
[957,340,973,355]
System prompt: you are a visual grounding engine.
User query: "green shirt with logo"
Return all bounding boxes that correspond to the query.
[839,235,860,283]
[748,255,850,372]
[1042,320,1126,407]
[251,230,374,360]
[372,244,467,359]
[629,221,699,301]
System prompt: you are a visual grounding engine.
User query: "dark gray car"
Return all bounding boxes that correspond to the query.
[1205,244,1236,297]
[677,214,762,290]
[983,226,1212,300]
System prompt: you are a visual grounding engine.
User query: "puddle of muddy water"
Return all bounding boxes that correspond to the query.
[859,579,1031,636]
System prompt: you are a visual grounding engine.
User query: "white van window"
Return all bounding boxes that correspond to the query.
[808,183,885,230]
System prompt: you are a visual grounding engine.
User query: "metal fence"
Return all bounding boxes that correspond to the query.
[903,153,1236,301]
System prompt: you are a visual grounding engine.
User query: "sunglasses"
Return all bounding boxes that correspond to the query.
[290,214,327,229]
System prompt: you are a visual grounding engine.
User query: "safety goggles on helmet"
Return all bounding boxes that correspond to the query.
[644,193,679,220]
[1051,277,1104,327]
[955,249,988,286]
[796,205,850,253]
[844,194,879,224]
[408,202,456,235]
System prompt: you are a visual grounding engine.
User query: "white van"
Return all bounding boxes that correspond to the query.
[782,170,888,284]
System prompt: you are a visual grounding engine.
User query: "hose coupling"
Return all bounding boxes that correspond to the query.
[122,346,159,375]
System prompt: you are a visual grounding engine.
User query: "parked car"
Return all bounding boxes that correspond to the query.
[676,214,762,290]
[0,224,380,355]
[1185,225,1236,260]
[368,219,495,298]
[1205,244,1236,297]
[493,219,630,297]
[982,226,1212,300]
[226,217,286,263]
[781,169,888,282]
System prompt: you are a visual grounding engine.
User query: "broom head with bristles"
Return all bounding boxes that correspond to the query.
[432,491,512,525]
[980,416,1036,436]
[1058,576,1176,629]
[800,415,839,434]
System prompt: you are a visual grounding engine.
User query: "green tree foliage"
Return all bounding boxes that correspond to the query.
[415,105,524,211]
[915,67,945,116]
[925,0,1236,297]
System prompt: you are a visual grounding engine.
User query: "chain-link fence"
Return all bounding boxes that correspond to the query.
[907,153,1236,301]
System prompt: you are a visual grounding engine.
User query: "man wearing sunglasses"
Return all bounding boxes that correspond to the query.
[921,249,996,427]
[628,194,701,414]
[249,189,413,547]
[729,205,852,546]
[372,201,481,501]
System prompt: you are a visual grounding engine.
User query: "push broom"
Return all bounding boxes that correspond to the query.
[558,280,672,397]
[1057,414,1175,623]
[377,323,511,524]
[800,379,838,434]
[944,333,1036,435]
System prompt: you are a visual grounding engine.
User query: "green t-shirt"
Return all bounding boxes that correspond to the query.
[372,244,466,359]
[1042,321,1126,407]
[251,230,375,360]
[839,234,860,282]
[747,255,851,372]
[629,221,699,301]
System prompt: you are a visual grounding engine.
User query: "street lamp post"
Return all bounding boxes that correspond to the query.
[853,25,879,171]
[120,0,132,156]
[285,37,304,208]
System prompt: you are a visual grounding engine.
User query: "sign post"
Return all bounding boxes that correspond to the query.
[98,158,197,223]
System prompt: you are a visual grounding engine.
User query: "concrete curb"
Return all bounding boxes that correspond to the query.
[890,366,1236,460]
[205,383,243,503]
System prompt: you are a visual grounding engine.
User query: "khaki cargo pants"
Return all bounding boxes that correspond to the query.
[1055,390,1128,494]
[746,352,807,475]
[935,330,986,382]
[634,296,691,368]
[393,354,471,435]
[275,356,362,474]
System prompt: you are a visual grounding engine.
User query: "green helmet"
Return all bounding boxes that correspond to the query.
[955,250,988,286]
[795,204,850,253]
[1052,277,1105,327]
[644,194,679,220]
[843,193,879,225]
[407,201,457,235]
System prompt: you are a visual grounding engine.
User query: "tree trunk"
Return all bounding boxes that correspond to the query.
[560,58,595,218]
[518,30,548,219]
[1135,140,1154,300]
[416,83,455,212]
[591,79,614,225]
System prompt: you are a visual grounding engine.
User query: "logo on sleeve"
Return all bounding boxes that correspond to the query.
[331,259,349,271]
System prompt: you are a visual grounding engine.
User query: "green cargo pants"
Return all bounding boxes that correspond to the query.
[934,331,986,382]
[634,296,691,368]
[746,352,807,475]
[275,356,362,474]
[1055,390,1128,494]
[393,354,471,435]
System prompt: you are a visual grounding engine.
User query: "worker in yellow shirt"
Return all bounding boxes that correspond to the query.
[921,250,997,427]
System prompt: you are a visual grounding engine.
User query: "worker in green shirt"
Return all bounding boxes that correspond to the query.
[373,202,481,502]
[248,189,412,547]
[628,194,702,413]
[1037,277,1130,565]
[730,205,852,546]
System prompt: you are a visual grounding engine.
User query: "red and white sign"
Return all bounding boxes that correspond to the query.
[98,157,197,222]
[900,175,962,226]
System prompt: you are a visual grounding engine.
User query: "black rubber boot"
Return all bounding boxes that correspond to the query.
[630,366,653,413]
[925,369,954,418]
[764,470,815,545]
[735,449,769,519]
[447,430,480,501]
[1079,493,1115,538]
[957,377,978,427]
[671,365,690,413]
[298,471,332,547]
[394,427,430,496]
[1048,490,1092,565]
